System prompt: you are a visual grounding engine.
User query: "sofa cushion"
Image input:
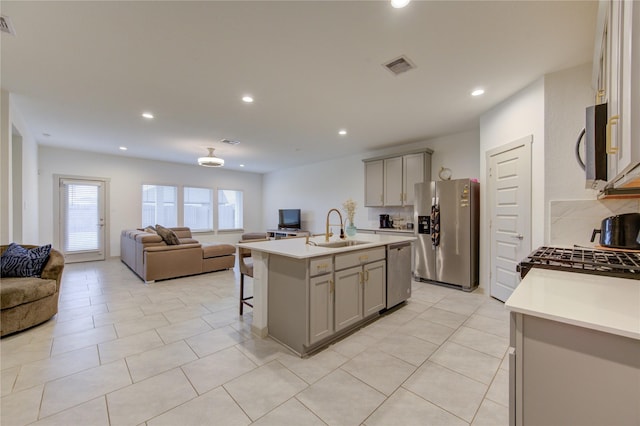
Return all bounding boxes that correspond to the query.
[1,243,52,278]
[201,243,235,259]
[143,226,157,234]
[0,277,57,309]
[156,225,180,245]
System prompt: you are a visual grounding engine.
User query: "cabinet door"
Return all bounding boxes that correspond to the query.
[384,157,403,206]
[364,160,384,207]
[403,153,425,206]
[334,266,363,332]
[309,274,334,345]
[363,260,386,317]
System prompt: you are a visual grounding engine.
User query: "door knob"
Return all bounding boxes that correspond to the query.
[511,234,524,240]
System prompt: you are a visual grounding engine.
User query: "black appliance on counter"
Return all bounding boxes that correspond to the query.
[517,246,640,280]
[379,214,393,228]
[591,212,640,250]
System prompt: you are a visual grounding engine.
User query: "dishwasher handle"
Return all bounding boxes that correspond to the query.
[387,242,411,251]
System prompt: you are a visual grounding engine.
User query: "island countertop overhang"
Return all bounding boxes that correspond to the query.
[237,233,416,259]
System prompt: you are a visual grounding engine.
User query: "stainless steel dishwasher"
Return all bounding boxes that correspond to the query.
[386,242,412,308]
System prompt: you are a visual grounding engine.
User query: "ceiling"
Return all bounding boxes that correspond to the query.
[1,1,597,174]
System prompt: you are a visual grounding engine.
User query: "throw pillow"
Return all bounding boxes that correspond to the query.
[155,225,180,245]
[1,243,52,277]
[143,226,157,234]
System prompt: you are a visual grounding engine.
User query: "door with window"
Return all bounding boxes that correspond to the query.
[59,178,107,263]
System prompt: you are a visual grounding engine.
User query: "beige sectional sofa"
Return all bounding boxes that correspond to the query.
[120,227,235,282]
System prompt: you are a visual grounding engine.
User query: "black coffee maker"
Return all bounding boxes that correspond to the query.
[379,214,393,228]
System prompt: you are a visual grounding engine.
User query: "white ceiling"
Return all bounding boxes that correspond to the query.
[1,1,597,173]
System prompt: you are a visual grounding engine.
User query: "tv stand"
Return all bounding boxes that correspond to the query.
[267,229,310,240]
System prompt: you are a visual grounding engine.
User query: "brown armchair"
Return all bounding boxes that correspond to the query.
[1,245,65,336]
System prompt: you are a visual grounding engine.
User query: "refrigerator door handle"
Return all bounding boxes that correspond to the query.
[431,203,440,247]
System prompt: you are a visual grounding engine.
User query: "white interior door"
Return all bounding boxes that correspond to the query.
[59,178,107,263]
[488,136,532,302]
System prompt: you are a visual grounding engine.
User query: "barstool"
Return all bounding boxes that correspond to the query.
[238,233,268,315]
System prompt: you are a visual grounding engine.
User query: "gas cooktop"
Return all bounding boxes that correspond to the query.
[518,246,640,280]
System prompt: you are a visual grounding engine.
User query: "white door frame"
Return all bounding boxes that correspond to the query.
[53,174,110,262]
[485,135,532,301]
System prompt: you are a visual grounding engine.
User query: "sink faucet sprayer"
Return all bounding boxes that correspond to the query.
[325,208,346,242]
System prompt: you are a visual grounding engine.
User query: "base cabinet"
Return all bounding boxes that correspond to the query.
[268,247,387,356]
[510,312,640,425]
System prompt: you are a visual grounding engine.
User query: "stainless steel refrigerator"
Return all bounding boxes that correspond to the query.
[413,179,479,291]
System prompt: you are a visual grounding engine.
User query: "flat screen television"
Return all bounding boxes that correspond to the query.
[278,209,301,230]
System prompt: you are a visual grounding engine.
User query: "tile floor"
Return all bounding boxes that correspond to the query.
[1,259,510,426]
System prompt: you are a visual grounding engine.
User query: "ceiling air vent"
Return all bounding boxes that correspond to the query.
[0,15,16,36]
[383,55,415,76]
[221,139,240,145]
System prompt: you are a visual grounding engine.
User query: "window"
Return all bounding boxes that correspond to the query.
[142,185,177,227]
[218,189,243,230]
[184,187,213,232]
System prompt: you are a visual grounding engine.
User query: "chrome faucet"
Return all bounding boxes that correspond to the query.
[325,208,346,242]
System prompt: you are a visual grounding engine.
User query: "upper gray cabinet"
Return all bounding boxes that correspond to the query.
[594,0,640,193]
[364,150,432,207]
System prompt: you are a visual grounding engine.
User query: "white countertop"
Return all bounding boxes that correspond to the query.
[358,227,415,234]
[505,268,640,340]
[237,233,415,259]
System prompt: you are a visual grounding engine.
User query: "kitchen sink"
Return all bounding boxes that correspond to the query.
[316,240,369,248]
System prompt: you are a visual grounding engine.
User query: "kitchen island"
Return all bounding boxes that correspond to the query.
[238,233,415,356]
[505,268,640,426]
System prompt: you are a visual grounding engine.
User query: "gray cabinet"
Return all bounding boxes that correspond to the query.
[309,273,333,345]
[510,312,640,426]
[363,260,386,316]
[334,266,363,332]
[364,151,431,207]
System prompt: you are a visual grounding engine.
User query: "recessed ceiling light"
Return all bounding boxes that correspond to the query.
[240,164,245,168]
[242,96,254,103]
[391,0,410,8]
[119,146,127,151]
[142,112,154,119]
[471,89,485,97]
[339,129,347,136]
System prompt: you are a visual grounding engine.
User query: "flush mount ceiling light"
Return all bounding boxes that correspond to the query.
[391,0,410,8]
[471,89,485,97]
[198,147,224,167]
[339,129,347,136]
[242,95,254,103]
[142,112,154,119]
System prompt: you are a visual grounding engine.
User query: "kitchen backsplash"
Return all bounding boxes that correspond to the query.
[550,199,640,247]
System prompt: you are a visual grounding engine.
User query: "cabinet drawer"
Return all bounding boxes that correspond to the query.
[310,257,333,276]
[335,247,385,271]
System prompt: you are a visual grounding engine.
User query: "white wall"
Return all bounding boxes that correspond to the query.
[479,78,545,292]
[0,91,40,245]
[262,130,480,233]
[38,146,263,256]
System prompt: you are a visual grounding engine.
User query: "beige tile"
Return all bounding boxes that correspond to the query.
[30,315,96,339]
[106,368,197,425]
[224,361,308,421]
[404,361,487,422]
[161,304,212,324]
[126,340,198,382]
[31,397,109,426]
[155,317,212,343]
[98,329,164,364]
[50,325,117,356]
[365,387,467,426]
[471,398,509,426]
[93,306,145,327]
[235,336,290,366]
[474,300,509,321]
[450,326,509,359]
[376,333,439,366]
[465,314,510,338]
[40,360,131,418]
[411,283,457,303]
[58,296,91,310]
[358,320,399,340]
[296,369,385,426]
[185,325,246,357]
[433,297,481,316]
[328,331,378,359]
[182,346,257,394]
[1,366,19,396]
[55,303,108,323]
[430,342,501,385]
[0,384,43,426]
[140,298,187,315]
[341,349,416,396]
[14,346,100,391]
[397,317,456,345]
[486,368,509,408]
[278,349,348,384]
[114,313,170,338]
[418,306,468,329]
[252,398,325,426]
[148,386,250,426]
[202,306,242,328]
